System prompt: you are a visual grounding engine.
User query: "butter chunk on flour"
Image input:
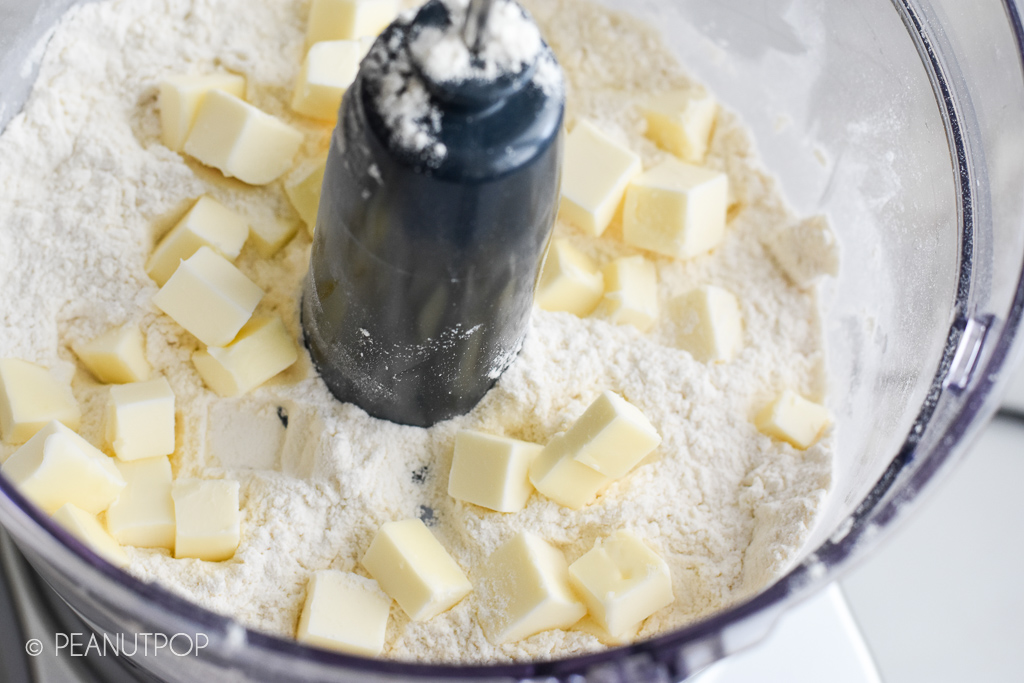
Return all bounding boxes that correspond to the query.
[362,519,472,621]
[0,358,81,444]
[184,90,303,186]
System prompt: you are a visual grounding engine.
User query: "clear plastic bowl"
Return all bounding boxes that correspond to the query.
[2,0,1024,680]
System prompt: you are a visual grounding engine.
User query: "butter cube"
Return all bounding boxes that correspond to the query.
[623,158,729,260]
[567,531,674,638]
[152,247,264,347]
[184,90,304,186]
[192,316,299,397]
[756,390,830,449]
[560,120,642,236]
[292,40,362,122]
[172,478,241,562]
[307,0,399,46]
[477,532,586,644]
[563,391,661,479]
[72,324,152,385]
[528,433,612,510]
[285,156,327,236]
[159,73,246,153]
[105,378,176,462]
[249,218,300,258]
[0,358,81,443]
[535,239,604,317]
[447,431,543,513]
[297,570,391,656]
[601,256,658,332]
[1,420,124,515]
[671,285,743,363]
[146,196,249,287]
[641,90,717,164]
[362,518,472,621]
[763,214,840,288]
[106,456,175,550]
[51,503,129,568]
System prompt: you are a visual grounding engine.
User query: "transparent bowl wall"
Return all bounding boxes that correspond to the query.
[2,0,1024,680]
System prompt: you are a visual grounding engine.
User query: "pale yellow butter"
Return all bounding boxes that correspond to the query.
[447,430,543,513]
[361,518,472,621]
[146,196,249,287]
[528,433,612,511]
[72,324,152,385]
[52,503,129,568]
[0,358,81,444]
[192,316,298,397]
[292,40,362,122]
[172,478,241,562]
[671,285,743,363]
[641,90,718,163]
[535,239,604,317]
[600,255,659,332]
[285,155,328,237]
[105,377,176,462]
[306,0,398,46]
[297,570,391,656]
[106,456,175,551]
[476,531,586,644]
[249,218,300,259]
[756,390,830,449]
[1,420,124,515]
[159,73,246,153]
[563,391,661,479]
[152,246,264,348]
[567,531,674,638]
[184,90,304,186]
[560,120,642,236]
[623,158,728,260]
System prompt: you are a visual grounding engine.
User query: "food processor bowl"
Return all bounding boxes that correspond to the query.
[2,0,1024,680]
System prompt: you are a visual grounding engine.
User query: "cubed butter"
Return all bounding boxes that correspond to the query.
[191,316,299,397]
[151,246,264,347]
[146,196,249,287]
[0,358,81,443]
[292,40,362,121]
[51,503,129,568]
[535,239,604,317]
[105,378,176,462]
[72,324,152,385]
[297,570,391,656]
[670,285,743,363]
[560,120,642,236]
[159,73,246,153]
[623,158,729,260]
[755,390,830,449]
[477,531,586,644]
[567,531,673,638]
[106,456,175,550]
[641,90,717,163]
[172,478,241,562]
[1,420,124,515]
[249,218,299,258]
[762,214,840,288]
[563,391,661,479]
[361,518,472,621]
[285,155,327,237]
[447,430,543,513]
[184,90,304,186]
[528,433,612,510]
[601,255,659,332]
[306,0,399,46]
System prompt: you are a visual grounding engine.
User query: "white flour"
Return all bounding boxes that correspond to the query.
[0,0,834,665]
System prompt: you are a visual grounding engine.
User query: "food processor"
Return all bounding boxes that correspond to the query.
[2,0,1024,680]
